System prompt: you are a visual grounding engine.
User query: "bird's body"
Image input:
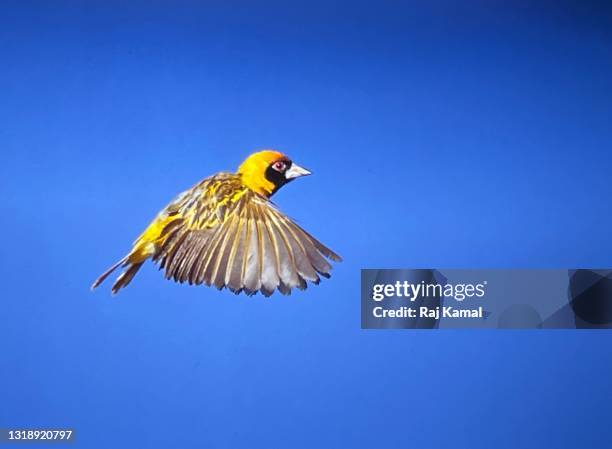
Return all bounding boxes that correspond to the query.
[92,150,341,296]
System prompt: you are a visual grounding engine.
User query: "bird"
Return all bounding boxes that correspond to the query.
[91,150,341,296]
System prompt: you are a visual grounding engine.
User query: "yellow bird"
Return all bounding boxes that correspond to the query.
[92,150,341,296]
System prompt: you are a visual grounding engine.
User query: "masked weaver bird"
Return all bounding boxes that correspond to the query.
[92,150,341,296]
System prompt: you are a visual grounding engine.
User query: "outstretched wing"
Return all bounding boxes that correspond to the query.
[153,178,341,296]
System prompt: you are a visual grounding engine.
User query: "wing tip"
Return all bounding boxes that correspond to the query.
[329,253,342,263]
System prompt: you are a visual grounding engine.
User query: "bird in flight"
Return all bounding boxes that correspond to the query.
[91,150,341,296]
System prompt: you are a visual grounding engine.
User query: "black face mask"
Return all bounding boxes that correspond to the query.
[264,160,293,195]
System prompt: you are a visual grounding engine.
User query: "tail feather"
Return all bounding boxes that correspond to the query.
[91,257,144,294]
[91,257,127,290]
[110,262,144,295]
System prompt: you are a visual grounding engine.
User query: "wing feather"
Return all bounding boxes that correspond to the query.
[211,215,240,289]
[271,210,333,277]
[226,215,248,293]
[164,231,191,280]
[257,205,281,296]
[200,223,232,286]
[150,177,340,296]
[242,208,262,294]
[186,233,209,285]
[264,213,302,291]
[177,233,203,283]
[268,216,313,286]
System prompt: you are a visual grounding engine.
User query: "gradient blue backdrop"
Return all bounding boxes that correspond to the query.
[2,1,612,448]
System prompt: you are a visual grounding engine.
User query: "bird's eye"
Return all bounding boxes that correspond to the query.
[272,161,286,172]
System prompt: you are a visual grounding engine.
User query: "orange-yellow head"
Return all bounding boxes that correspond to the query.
[237,150,311,197]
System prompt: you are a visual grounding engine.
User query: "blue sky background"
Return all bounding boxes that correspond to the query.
[2,1,612,448]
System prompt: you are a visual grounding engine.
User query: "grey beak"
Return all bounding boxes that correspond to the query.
[285,163,311,179]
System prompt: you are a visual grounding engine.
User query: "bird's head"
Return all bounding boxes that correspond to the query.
[237,150,311,197]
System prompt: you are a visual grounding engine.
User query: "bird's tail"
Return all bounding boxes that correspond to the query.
[91,256,144,295]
